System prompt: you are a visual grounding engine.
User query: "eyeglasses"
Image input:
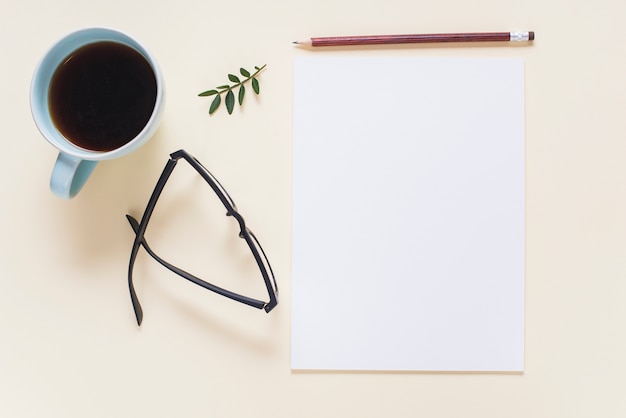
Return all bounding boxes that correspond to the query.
[126,149,278,325]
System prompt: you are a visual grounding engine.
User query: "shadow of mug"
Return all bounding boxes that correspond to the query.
[30,27,165,199]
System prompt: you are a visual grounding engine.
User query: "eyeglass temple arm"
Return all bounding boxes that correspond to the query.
[126,215,267,310]
[128,157,178,325]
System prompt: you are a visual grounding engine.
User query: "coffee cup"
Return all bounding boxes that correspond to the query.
[30,27,165,199]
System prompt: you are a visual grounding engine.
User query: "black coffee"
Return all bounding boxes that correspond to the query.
[48,41,157,151]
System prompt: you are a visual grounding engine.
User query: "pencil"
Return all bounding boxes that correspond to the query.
[293,31,535,47]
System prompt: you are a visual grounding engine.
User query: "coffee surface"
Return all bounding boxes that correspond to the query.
[48,41,157,151]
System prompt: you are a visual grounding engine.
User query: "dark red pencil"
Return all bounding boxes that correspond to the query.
[294,31,534,47]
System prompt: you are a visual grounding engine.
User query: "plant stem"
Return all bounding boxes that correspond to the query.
[219,64,266,92]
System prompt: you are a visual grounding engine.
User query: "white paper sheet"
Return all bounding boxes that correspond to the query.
[292,56,525,371]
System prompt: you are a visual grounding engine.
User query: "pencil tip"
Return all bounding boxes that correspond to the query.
[293,40,312,47]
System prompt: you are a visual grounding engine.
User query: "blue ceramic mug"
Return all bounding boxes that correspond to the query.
[30,27,165,199]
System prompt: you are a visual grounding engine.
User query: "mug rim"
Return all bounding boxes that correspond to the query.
[30,26,165,161]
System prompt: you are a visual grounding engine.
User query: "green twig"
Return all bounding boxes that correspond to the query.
[198,64,266,115]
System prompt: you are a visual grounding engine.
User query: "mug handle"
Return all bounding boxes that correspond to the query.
[50,152,98,199]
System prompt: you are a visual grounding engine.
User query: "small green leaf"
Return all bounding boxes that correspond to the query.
[225,89,235,114]
[228,74,240,83]
[252,77,260,94]
[209,94,221,114]
[255,66,261,71]
[198,89,218,97]
[238,85,246,105]
[217,85,230,90]
[240,68,251,77]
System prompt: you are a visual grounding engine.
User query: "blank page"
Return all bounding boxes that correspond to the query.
[292,56,525,371]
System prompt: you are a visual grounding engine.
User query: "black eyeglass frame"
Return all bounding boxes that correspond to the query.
[126,149,278,326]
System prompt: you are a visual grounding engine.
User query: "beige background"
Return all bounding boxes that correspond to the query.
[1,0,625,417]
